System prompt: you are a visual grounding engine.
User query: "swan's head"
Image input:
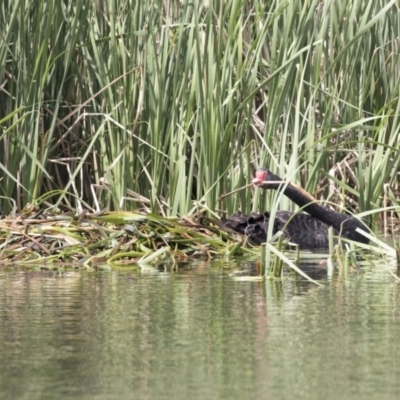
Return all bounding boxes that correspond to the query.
[252,168,283,190]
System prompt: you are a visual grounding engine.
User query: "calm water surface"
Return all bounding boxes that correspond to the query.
[0,260,399,400]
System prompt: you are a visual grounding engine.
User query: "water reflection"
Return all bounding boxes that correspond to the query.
[0,262,398,400]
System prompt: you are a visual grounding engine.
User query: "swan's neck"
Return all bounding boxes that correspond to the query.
[280,183,367,242]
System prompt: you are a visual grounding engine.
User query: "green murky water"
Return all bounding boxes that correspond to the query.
[0,261,399,400]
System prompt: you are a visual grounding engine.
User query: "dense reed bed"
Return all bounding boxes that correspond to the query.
[1,0,400,267]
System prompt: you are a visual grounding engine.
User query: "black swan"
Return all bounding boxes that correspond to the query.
[222,168,369,249]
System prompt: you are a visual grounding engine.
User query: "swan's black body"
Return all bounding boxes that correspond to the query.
[222,168,368,249]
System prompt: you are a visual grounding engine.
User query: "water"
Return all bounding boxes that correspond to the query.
[0,261,399,400]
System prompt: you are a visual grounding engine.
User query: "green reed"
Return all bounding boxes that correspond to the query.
[0,0,399,231]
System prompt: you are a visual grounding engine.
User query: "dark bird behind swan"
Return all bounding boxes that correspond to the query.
[222,168,368,249]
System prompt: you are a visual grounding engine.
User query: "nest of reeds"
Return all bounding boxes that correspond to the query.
[0,209,251,267]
